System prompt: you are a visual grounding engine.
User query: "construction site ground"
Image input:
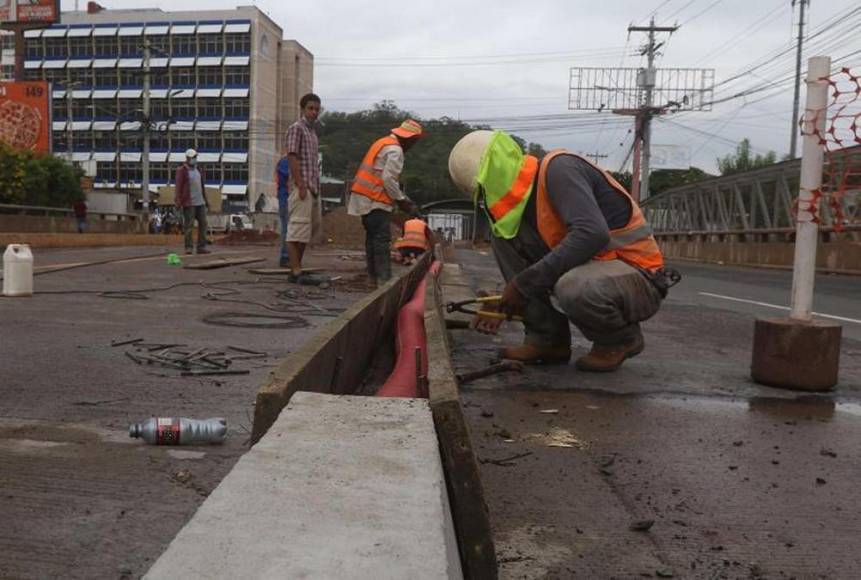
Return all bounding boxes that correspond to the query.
[0,244,373,580]
[450,249,861,579]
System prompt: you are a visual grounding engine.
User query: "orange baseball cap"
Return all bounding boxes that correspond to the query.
[392,119,424,139]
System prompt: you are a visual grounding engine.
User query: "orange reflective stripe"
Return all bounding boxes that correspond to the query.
[488,155,539,221]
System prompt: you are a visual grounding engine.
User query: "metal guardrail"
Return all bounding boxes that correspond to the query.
[641,146,860,241]
[0,203,140,222]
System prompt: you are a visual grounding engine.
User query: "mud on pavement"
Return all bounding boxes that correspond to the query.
[450,248,861,579]
[0,245,374,579]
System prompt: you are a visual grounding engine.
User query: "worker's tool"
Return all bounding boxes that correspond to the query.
[445,296,523,322]
[456,360,525,384]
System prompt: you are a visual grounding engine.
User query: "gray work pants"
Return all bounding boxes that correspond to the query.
[491,237,663,347]
[182,205,208,251]
[362,209,392,283]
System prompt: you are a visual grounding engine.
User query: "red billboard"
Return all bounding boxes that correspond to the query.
[0,81,51,153]
[0,0,60,25]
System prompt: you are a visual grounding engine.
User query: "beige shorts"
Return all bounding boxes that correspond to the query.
[286,184,317,244]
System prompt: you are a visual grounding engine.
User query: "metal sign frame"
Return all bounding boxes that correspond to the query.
[569,66,715,112]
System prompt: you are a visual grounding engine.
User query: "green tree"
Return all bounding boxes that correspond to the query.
[317,102,543,205]
[0,144,83,206]
[716,138,777,175]
[649,167,712,195]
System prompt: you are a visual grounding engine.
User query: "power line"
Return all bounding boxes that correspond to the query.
[679,0,726,26]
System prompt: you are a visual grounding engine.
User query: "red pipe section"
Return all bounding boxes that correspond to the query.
[376,261,441,398]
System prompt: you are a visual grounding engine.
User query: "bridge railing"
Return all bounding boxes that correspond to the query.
[641,145,860,242]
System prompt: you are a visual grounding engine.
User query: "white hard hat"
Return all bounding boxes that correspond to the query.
[185,148,198,159]
[448,130,494,195]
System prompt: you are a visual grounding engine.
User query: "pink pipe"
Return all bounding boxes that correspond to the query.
[376,261,441,398]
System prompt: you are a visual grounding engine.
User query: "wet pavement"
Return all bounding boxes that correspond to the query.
[450,249,861,579]
[0,244,370,579]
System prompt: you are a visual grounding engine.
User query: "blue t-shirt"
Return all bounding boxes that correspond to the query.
[276,158,290,205]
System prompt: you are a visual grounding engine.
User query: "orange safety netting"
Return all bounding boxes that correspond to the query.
[799,66,861,231]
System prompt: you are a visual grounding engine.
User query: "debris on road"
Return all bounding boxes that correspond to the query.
[118,340,270,375]
[820,448,837,458]
[129,417,227,445]
[539,409,559,414]
[630,519,655,532]
[183,256,266,270]
[524,427,587,449]
[456,360,525,384]
[480,451,534,467]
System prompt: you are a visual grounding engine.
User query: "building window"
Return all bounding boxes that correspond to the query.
[150,99,170,120]
[52,100,66,119]
[170,99,195,119]
[150,68,170,88]
[119,162,142,183]
[223,97,248,118]
[44,68,67,86]
[73,69,94,87]
[222,163,248,182]
[96,161,117,182]
[25,68,43,81]
[120,36,141,57]
[150,162,169,182]
[223,130,247,150]
[171,132,194,150]
[93,131,117,150]
[53,131,66,149]
[223,66,249,86]
[171,66,195,86]
[94,99,118,119]
[197,67,221,86]
[171,35,195,56]
[94,68,118,88]
[26,40,43,59]
[72,133,92,151]
[68,37,92,58]
[151,130,170,149]
[94,36,118,57]
[44,38,66,58]
[196,131,220,151]
[119,68,141,86]
[224,33,250,54]
[198,34,223,56]
[72,99,93,119]
[197,98,221,118]
[118,98,143,118]
[148,35,170,54]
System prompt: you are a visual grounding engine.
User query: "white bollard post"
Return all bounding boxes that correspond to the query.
[789,56,831,321]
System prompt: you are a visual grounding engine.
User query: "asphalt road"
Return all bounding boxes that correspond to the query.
[668,261,861,341]
[450,249,861,579]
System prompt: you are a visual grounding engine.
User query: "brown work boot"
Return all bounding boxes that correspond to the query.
[500,344,571,365]
[575,332,645,372]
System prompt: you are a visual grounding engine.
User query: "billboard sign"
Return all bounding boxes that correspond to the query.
[651,144,692,170]
[0,0,61,25]
[0,80,51,153]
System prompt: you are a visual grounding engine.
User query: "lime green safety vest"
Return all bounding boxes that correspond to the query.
[475,131,539,239]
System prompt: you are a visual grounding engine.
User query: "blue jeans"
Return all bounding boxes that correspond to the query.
[361,209,392,283]
[278,196,290,262]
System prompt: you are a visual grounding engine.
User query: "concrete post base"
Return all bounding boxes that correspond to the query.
[751,317,842,391]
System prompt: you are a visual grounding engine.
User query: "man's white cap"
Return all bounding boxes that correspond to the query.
[448,130,494,195]
[185,148,198,158]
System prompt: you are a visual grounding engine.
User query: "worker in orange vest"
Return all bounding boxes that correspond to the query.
[448,130,678,372]
[393,215,433,265]
[348,119,424,286]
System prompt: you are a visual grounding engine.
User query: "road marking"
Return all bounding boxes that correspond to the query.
[699,292,861,325]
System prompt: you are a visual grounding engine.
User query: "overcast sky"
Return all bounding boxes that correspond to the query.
[66,0,861,174]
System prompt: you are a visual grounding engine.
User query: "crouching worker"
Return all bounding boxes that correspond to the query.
[448,130,676,372]
[393,215,432,265]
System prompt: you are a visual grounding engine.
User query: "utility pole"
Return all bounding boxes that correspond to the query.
[789,0,808,159]
[141,38,151,219]
[627,18,677,201]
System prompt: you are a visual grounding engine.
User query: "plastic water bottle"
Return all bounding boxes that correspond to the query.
[129,417,228,445]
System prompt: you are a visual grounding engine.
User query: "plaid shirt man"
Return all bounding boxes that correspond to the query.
[285,117,320,195]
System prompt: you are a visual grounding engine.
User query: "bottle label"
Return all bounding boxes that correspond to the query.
[156,418,181,445]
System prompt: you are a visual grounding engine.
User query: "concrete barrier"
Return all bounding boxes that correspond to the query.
[0,214,145,234]
[657,239,861,275]
[0,232,182,249]
[145,392,463,580]
[251,252,432,444]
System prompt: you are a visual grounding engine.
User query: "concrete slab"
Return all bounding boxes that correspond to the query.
[146,392,463,580]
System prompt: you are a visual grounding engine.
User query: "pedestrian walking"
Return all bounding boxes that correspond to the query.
[175,149,210,255]
[449,130,676,372]
[348,119,423,286]
[72,198,87,233]
[285,93,321,282]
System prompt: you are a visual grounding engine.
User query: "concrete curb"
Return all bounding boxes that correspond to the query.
[145,393,463,580]
[0,232,183,249]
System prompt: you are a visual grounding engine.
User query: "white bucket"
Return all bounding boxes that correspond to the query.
[3,244,34,297]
